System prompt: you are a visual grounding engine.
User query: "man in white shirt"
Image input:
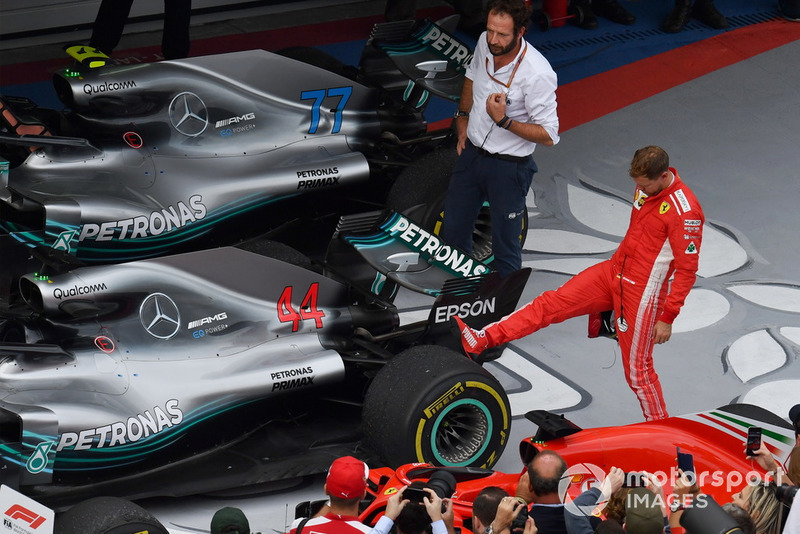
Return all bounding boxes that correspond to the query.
[442,0,559,277]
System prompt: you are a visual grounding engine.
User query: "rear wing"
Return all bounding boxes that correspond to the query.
[329,210,530,350]
[362,17,471,105]
[331,210,493,298]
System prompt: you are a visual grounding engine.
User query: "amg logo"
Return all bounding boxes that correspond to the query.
[434,298,496,323]
[188,312,228,329]
[272,376,314,391]
[215,112,255,128]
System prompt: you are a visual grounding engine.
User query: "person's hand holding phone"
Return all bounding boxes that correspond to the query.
[748,442,781,473]
[599,466,625,498]
[442,497,456,534]
[522,516,538,534]
[422,488,444,522]
[622,471,646,488]
[493,496,526,533]
[385,486,409,520]
[676,447,697,487]
[745,427,762,457]
[673,469,700,497]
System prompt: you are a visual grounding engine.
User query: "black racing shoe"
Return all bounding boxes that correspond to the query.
[693,1,729,28]
[593,0,636,24]
[663,3,692,32]
[573,0,599,29]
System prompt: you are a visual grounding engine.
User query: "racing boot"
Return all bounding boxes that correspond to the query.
[663,0,692,33]
[692,0,728,29]
[592,0,636,25]
[572,0,599,29]
[454,316,490,359]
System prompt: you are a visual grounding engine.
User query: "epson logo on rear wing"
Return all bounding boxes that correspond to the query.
[433,298,497,324]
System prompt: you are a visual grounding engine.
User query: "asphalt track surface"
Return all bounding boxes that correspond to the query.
[1,1,799,531]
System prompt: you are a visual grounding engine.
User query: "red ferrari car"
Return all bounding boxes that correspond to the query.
[356,403,795,530]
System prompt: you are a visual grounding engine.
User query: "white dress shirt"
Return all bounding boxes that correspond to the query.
[465,32,560,157]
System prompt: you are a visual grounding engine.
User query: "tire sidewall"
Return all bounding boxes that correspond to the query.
[362,346,510,469]
[411,375,510,468]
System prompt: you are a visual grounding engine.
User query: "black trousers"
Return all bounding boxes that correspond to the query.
[90,0,191,59]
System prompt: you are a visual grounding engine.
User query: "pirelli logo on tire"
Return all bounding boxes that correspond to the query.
[424,383,465,418]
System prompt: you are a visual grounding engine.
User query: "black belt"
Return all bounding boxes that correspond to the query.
[469,141,531,163]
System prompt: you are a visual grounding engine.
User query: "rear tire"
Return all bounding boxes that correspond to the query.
[386,147,456,222]
[55,496,168,534]
[362,345,510,469]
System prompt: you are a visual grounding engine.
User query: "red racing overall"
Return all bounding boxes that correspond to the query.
[483,168,704,420]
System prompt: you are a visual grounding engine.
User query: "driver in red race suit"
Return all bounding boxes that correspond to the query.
[456,146,705,421]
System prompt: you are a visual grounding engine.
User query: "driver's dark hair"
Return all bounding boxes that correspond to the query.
[629,145,670,180]
[526,450,567,496]
[473,486,509,526]
[486,0,533,34]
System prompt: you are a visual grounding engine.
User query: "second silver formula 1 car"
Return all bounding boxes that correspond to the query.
[0,210,529,508]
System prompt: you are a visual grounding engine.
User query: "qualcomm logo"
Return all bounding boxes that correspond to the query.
[169,91,209,137]
[139,293,181,339]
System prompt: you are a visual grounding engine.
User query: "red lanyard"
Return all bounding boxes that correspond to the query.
[484,40,528,89]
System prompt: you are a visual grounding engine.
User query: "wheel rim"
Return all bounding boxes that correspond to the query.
[432,202,527,264]
[430,399,492,466]
[471,205,493,261]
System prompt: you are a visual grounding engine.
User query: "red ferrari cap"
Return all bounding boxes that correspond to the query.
[326,456,368,499]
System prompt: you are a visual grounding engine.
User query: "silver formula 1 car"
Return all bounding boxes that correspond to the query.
[1,17,515,310]
[0,209,530,508]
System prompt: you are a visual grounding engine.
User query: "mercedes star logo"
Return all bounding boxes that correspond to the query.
[140,293,181,339]
[168,91,209,137]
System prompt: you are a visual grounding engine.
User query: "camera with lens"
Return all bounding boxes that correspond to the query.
[775,482,798,506]
[680,495,743,534]
[510,499,528,533]
[425,470,457,500]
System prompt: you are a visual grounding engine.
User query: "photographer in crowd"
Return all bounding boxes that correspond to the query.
[669,469,785,534]
[371,471,460,534]
[515,450,569,532]
[472,487,512,534]
[480,493,538,534]
[564,467,671,533]
[289,456,374,534]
